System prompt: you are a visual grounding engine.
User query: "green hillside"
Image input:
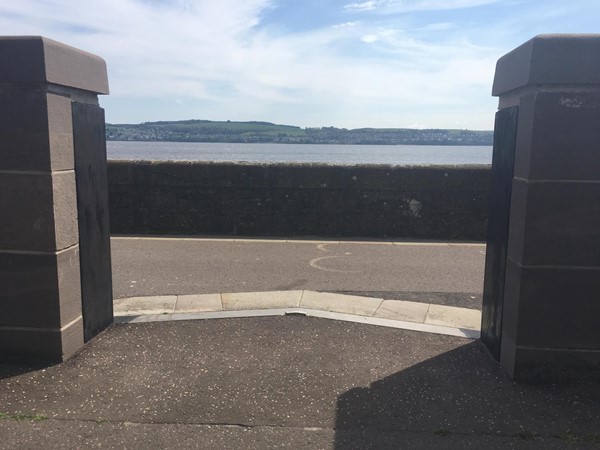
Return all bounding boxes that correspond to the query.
[106,119,493,145]
[106,120,306,142]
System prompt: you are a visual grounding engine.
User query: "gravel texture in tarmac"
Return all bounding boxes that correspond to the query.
[1,316,599,449]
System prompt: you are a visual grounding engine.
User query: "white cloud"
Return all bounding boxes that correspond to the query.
[345,1,378,11]
[344,0,501,13]
[0,0,503,129]
[361,34,379,43]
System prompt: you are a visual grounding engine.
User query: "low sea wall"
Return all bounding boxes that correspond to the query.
[108,161,491,240]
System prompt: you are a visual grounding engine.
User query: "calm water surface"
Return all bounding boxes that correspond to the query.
[107,141,492,166]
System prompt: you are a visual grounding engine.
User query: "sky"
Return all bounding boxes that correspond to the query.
[1,1,599,130]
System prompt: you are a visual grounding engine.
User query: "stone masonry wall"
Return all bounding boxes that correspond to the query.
[108,161,491,240]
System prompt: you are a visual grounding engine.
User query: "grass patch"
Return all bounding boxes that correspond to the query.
[512,430,537,441]
[585,435,600,444]
[433,428,452,437]
[0,412,47,421]
[555,430,600,444]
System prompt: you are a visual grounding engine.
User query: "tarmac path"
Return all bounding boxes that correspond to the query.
[2,317,598,448]
[111,237,486,309]
[3,238,599,449]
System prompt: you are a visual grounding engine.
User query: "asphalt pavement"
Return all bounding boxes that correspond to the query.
[2,317,599,449]
[1,237,599,448]
[111,236,486,309]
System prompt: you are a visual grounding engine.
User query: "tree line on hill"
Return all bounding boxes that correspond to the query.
[106,119,493,146]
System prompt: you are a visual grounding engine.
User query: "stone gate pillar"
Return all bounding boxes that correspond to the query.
[0,36,111,363]
[482,34,600,380]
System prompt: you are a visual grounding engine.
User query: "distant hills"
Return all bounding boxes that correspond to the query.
[106,119,493,146]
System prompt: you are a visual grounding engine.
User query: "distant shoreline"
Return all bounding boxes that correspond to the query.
[106,139,491,146]
[106,119,493,146]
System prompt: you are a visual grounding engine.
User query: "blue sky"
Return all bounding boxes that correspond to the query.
[1,0,599,129]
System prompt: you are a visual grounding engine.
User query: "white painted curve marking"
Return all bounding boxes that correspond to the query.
[309,255,361,273]
[316,243,331,252]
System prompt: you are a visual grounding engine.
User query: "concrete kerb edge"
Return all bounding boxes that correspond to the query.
[109,235,486,247]
[113,291,482,340]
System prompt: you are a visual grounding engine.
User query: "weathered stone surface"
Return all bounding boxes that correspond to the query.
[507,179,600,267]
[0,316,83,363]
[107,161,491,240]
[0,36,109,94]
[0,91,74,172]
[501,258,600,351]
[222,291,302,310]
[175,294,223,313]
[0,246,81,329]
[486,34,600,380]
[113,296,177,316]
[514,92,600,181]
[47,93,74,171]
[493,34,600,96]
[0,36,109,363]
[0,89,51,171]
[0,172,56,251]
[300,291,383,316]
[373,300,429,323]
[52,171,79,251]
[425,304,481,330]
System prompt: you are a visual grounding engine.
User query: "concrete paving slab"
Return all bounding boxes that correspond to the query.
[114,290,483,338]
[286,239,341,244]
[425,304,482,330]
[115,307,480,339]
[302,309,480,339]
[175,294,222,313]
[392,241,449,246]
[374,300,430,323]
[340,240,394,245]
[222,291,303,310]
[113,295,177,316]
[233,238,288,243]
[300,291,383,316]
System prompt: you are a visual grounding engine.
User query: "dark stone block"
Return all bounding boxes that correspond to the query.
[72,103,113,342]
[53,171,79,251]
[0,247,81,329]
[493,34,600,96]
[511,347,600,382]
[0,317,83,363]
[0,328,63,363]
[56,247,83,326]
[0,172,55,251]
[47,93,75,171]
[0,88,51,172]
[0,36,109,94]
[0,171,78,252]
[514,92,600,181]
[0,37,46,83]
[503,258,600,350]
[508,179,600,266]
[0,252,61,328]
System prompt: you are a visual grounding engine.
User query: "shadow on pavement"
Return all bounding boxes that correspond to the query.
[0,361,50,381]
[334,341,600,449]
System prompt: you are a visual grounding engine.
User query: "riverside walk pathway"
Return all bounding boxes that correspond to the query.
[2,237,598,448]
[111,236,487,339]
[111,236,486,309]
